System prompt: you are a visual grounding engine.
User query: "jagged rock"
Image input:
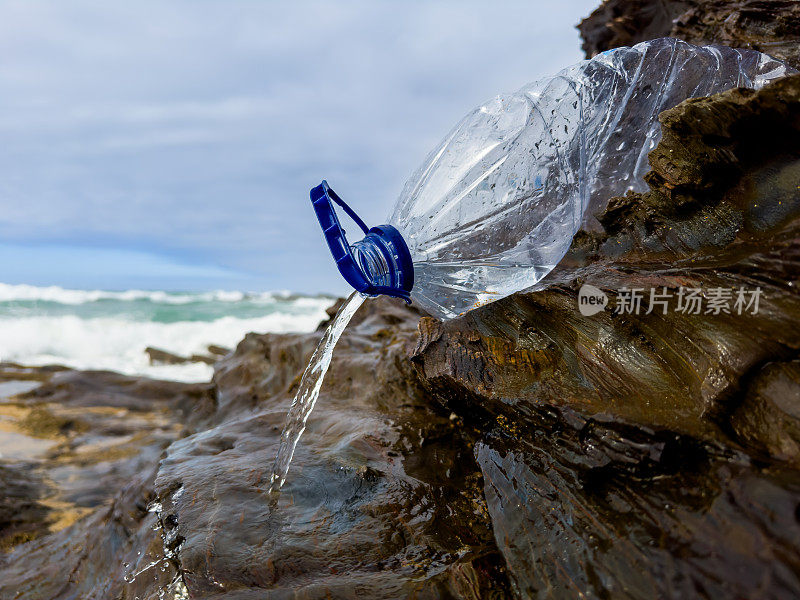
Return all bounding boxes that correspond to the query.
[0,300,512,598]
[151,297,510,598]
[0,465,49,551]
[189,353,217,365]
[0,367,215,598]
[146,346,191,365]
[579,0,800,69]
[207,344,231,357]
[731,359,800,463]
[409,74,800,598]
[146,346,219,366]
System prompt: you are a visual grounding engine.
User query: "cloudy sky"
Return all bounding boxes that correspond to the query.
[0,0,598,294]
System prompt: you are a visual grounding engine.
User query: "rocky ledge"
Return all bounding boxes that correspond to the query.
[2,3,800,599]
[0,297,509,599]
[579,0,800,69]
[410,71,800,599]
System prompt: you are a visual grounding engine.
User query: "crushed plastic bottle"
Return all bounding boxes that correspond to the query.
[313,38,791,320]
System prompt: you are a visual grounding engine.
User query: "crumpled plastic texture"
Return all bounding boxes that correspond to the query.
[388,38,792,319]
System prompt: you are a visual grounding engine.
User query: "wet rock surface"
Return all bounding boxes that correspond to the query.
[579,0,800,69]
[151,299,509,599]
[0,364,215,598]
[146,346,229,367]
[0,300,511,599]
[409,74,800,597]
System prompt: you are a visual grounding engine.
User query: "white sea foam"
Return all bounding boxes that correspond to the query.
[0,286,333,382]
[0,283,298,305]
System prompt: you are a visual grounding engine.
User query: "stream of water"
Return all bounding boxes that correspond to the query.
[269,291,365,491]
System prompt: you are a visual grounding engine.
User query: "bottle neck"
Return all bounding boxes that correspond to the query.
[351,233,400,291]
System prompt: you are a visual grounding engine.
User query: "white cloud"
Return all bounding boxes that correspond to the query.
[0,0,598,293]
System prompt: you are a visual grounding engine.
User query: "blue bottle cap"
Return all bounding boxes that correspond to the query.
[310,181,414,303]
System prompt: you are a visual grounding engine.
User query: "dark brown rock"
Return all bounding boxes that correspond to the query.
[146,346,219,366]
[0,367,215,598]
[145,346,187,365]
[189,353,217,365]
[731,359,800,463]
[579,0,800,69]
[0,466,49,551]
[409,73,800,598]
[152,297,510,598]
[207,344,231,357]
[0,298,512,599]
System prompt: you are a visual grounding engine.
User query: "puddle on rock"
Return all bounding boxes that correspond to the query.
[0,379,41,400]
[0,390,60,461]
[0,429,57,460]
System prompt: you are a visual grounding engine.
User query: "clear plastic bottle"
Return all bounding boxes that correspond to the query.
[283,38,790,491]
[387,38,790,319]
[315,38,790,320]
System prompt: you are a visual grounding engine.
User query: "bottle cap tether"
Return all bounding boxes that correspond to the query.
[311,181,414,303]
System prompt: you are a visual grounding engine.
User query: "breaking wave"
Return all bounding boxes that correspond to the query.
[0,284,334,382]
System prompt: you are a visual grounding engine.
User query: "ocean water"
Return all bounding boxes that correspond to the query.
[0,283,334,382]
